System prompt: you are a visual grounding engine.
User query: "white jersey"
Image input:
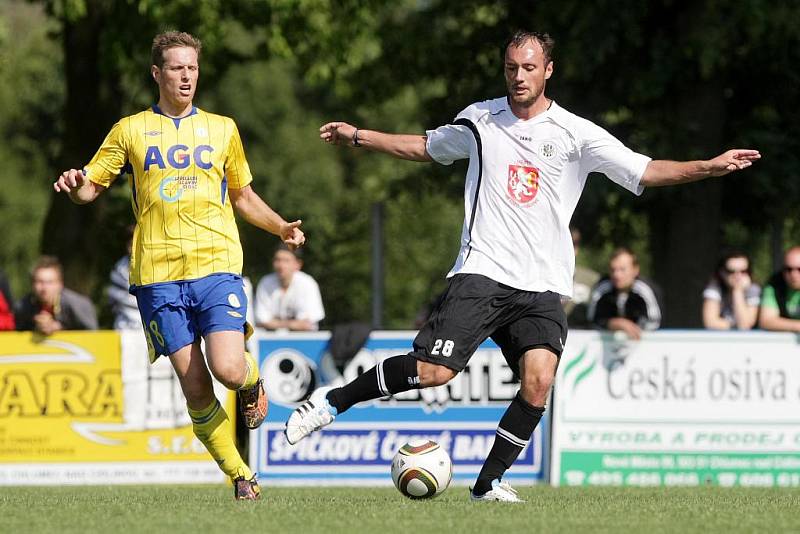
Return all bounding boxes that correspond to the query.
[426,98,650,297]
[254,271,325,330]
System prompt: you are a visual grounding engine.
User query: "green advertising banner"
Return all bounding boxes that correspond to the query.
[551,331,800,487]
[559,451,800,487]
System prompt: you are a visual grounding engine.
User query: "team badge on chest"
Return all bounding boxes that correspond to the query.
[539,142,556,159]
[507,164,540,206]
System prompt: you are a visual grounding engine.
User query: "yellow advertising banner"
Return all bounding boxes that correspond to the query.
[0,331,235,484]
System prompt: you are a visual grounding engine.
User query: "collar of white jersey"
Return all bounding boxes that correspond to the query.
[500,96,567,125]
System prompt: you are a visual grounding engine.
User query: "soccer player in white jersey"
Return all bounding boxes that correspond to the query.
[285,30,760,502]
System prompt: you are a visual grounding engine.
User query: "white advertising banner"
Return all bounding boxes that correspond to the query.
[551,330,800,487]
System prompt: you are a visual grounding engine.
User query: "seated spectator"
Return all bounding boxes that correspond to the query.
[565,227,600,328]
[0,268,14,330]
[759,246,800,332]
[587,247,662,340]
[255,244,324,331]
[15,256,98,334]
[702,251,761,330]
[107,229,142,330]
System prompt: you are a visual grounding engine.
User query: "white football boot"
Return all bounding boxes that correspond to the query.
[470,479,525,503]
[284,386,336,445]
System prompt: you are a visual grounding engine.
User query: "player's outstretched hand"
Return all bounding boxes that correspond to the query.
[708,149,761,177]
[281,220,305,250]
[53,169,85,193]
[320,122,357,147]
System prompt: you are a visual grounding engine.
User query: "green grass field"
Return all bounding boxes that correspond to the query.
[2,485,799,533]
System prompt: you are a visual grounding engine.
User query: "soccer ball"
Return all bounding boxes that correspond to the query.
[390,439,453,499]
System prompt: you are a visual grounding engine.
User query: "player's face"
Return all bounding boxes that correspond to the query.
[32,267,63,305]
[273,250,301,285]
[782,249,800,290]
[153,46,199,110]
[504,39,553,108]
[609,253,639,291]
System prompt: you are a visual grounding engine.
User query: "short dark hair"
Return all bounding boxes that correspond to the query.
[502,30,555,64]
[275,243,303,260]
[31,255,63,280]
[151,31,202,68]
[609,247,638,266]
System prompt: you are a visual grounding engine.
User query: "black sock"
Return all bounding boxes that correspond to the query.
[326,354,420,414]
[473,392,545,495]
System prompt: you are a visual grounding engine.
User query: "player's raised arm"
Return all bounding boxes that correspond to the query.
[228,185,305,249]
[319,121,433,162]
[53,169,106,204]
[640,149,761,187]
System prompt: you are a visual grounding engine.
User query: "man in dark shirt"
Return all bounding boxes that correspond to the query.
[587,247,662,340]
[15,256,97,333]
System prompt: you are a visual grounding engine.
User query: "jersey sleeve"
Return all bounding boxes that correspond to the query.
[426,124,472,165]
[83,120,129,187]
[224,120,254,190]
[425,105,481,165]
[579,120,650,196]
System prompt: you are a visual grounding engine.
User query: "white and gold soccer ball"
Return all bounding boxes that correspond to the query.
[391,439,453,499]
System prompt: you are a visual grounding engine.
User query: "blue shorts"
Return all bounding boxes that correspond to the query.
[132,273,249,361]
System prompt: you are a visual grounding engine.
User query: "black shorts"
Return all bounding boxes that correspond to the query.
[411,274,567,377]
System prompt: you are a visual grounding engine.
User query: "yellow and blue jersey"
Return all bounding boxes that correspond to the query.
[84,105,252,287]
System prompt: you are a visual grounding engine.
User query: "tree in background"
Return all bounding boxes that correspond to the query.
[13,0,800,327]
[0,2,63,297]
[270,0,800,327]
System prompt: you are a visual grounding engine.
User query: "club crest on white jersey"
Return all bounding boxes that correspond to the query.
[506,163,540,206]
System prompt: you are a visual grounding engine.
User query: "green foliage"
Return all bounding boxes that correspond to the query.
[7,0,800,327]
[0,1,63,297]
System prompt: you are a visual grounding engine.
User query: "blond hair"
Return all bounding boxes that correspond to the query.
[151,31,202,68]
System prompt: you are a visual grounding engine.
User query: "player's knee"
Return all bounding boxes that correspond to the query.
[208,356,246,389]
[520,367,554,397]
[417,361,456,387]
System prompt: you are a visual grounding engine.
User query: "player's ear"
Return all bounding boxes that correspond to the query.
[544,60,554,80]
[151,65,160,83]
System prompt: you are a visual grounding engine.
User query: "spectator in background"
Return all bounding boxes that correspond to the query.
[255,244,324,331]
[0,268,15,330]
[15,256,98,334]
[759,246,800,332]
[702,251,761,330]
[587,247,662,340]
[107,227,142,330]
[565,227,600,328]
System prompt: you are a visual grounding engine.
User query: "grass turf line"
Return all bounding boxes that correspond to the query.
[1,485,799,533]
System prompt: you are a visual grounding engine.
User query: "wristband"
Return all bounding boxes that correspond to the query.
[352,128,361,147]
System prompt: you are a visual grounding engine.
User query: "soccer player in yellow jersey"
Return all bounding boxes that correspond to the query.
[53,31,303,500]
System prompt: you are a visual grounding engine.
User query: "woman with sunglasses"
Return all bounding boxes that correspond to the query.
[702,251,761,330]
